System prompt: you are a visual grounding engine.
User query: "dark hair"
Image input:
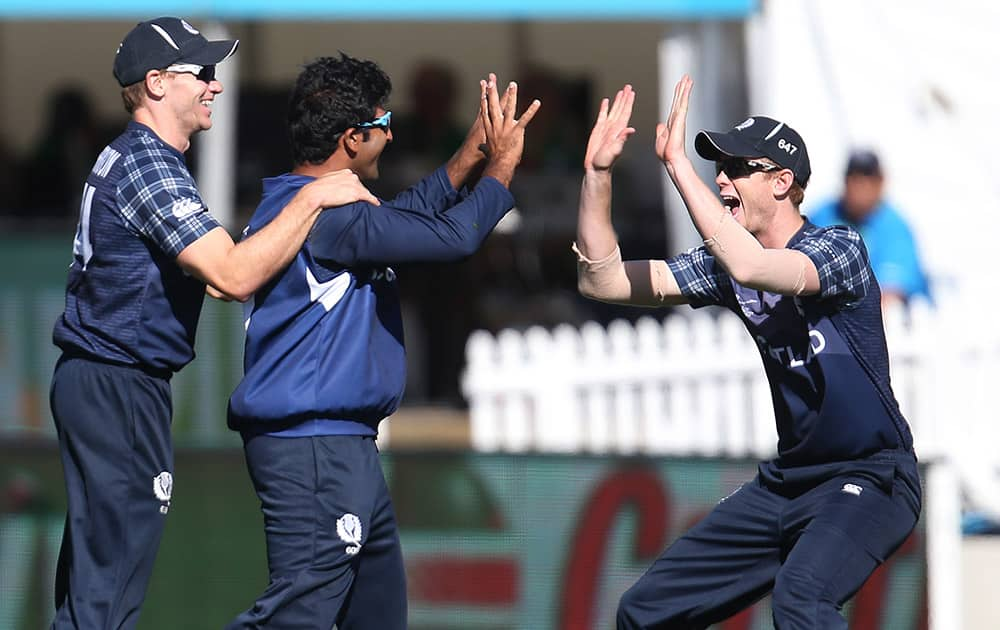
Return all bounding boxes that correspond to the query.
[845,148,882,178]
[288,53,392,166]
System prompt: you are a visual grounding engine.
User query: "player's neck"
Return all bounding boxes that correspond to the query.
[757,207,805,249]
[133,109,192,153]
[293,153,355,178]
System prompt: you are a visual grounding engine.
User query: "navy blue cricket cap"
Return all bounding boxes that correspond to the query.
[695,116,811,187]
[845,148,882,177]
[113,17,239,87]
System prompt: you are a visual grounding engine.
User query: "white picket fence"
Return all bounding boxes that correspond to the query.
[462,299,1000,629]
[462,299,1000,509]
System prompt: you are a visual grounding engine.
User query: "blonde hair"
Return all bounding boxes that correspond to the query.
[120,82,146,114]
[758,158,806,207]
[787,182,805,207]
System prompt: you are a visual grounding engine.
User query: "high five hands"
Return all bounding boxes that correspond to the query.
[584,84,636,172]
[656,74,693,173]
[583,75,695,171]
[479,74,542,188]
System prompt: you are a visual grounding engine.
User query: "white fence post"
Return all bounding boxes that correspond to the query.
[608,320,641,454]
[636,317,668,453]
[580,321,613,453]
[464,330,500,452]
[927,461,963,630]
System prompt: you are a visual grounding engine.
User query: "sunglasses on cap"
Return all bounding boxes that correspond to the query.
[715,157,779,179]
[355,111,392,131]
[164,63,216,83]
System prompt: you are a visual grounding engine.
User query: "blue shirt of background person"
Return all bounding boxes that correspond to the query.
[808,149,930,307]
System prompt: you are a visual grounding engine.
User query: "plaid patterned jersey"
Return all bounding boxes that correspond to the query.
[53,121,220,373]
[667,221,913,466]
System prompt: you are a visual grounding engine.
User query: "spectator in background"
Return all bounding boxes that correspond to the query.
[517,64,589,173]
[397,61,466,161]
[809,149,930,307]
[21,86,105,222]
[377,60,467,197]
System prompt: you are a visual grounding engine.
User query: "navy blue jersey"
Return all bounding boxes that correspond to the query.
[53,122,220,373]
[228,166,514,435]
[667,220,913,467]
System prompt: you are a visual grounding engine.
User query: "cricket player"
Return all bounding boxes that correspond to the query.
[574,78,921,629]
[225,54,539,629]
[49,17,376,630]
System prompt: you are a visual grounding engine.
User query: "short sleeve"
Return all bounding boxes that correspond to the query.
[792,225,871,303]
[117,145,220,258]
[666,246,728,307]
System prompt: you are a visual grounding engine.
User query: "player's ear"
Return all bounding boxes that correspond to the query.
[144,69,168,99]
[341,128,360,158]
[346,128,373,145]
[772,169,794,197]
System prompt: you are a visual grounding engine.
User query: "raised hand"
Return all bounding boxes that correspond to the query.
[445,73,513,188]
[459,73,512,157]
[480,76,542,187]
[304,168,380,208]
[584,84,636,171]
[655,74,693,168]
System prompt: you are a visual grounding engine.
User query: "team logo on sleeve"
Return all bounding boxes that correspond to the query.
[841,483,863,496]
[337,513,363,555]
[171,198,203,218]
[154,471,173,514]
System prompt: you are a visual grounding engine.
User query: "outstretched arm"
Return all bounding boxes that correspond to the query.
[310,78,541,266]
[575,85,688,306]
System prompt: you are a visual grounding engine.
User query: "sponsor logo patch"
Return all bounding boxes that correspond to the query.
[171,198,203,219]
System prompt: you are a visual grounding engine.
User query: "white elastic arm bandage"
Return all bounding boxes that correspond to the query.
[702,212,808,295]
[573,243,674,304]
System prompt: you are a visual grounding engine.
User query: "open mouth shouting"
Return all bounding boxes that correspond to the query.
[722,194,741,219]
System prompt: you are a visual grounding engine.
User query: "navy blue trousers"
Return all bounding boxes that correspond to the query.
[227,434,406,630]
[49,356,174,630]
[617,458,921,630]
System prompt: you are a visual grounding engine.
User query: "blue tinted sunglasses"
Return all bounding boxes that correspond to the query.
[356,111,392,131]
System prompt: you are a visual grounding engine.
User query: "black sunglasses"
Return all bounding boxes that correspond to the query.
[715,157,779,179]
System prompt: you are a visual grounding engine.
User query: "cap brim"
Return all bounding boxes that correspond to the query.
[181,39,239,66]
[694,130,759,162]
